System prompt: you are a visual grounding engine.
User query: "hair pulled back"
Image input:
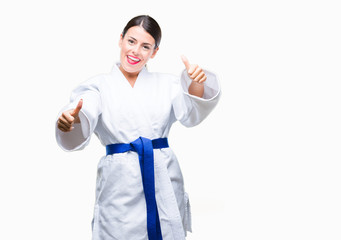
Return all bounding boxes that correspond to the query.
[122,15,162,49]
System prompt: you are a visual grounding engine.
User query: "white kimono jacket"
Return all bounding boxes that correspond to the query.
[56,63,221,240]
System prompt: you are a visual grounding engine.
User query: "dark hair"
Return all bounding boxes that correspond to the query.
[122,15,162,49]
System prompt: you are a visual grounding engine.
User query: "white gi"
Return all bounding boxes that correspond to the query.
[55,63,221,240]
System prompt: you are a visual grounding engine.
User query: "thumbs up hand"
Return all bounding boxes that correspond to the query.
[57,99,83,132]
[181,55,207,84]
[181,55,206,97]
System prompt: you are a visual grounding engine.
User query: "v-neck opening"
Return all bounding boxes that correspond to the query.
[114,63,146,89]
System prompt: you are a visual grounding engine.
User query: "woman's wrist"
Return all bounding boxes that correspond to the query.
[188,81,204,98]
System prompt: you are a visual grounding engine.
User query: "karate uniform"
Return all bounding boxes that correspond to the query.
[55,63,221,240]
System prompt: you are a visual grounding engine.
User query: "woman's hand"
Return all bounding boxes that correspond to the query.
[181,55,206,98]
[57,99,83,132]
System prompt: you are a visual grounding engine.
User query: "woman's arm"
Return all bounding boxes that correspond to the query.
[171,59,221,127]
[188,81,204,98]
[56,75,102,151]
[181,55,207,98]
[57,99,83,132]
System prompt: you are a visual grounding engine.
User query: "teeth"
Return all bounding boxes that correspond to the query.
[128,55,140,62]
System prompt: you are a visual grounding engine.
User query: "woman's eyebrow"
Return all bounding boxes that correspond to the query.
[128,36,137,41]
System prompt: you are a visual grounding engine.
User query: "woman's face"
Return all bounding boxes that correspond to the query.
[119,26,159,75]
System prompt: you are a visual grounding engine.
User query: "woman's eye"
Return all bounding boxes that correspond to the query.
[143,46,150,50]
[128,39,134,44]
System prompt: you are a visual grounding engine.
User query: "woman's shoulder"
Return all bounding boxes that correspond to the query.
[79,72,111,87]
[70,72,112,96]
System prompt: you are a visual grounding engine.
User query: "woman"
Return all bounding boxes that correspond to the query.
[56,15,220,240]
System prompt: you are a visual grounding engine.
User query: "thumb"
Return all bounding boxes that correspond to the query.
[181,55,191,70]
[71,99,83,117]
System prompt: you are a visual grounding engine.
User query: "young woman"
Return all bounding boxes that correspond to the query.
[56,15,220,240]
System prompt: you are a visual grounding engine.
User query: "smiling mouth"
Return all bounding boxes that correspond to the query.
[127,55,141,65]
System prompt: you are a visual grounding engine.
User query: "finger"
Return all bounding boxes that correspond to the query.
[58,121,71,132]
[58,120,75,132]
[198,75,207,83]
[58,125,68,132]
[72,99,83,117]
[193,71,206,82]
[188,64,198,75]
[190,67,203,80]
[181,55,191,71]
[58,125,67,132]
[58,119,72,129]
[62,111,75,124]
[59,115,72,128]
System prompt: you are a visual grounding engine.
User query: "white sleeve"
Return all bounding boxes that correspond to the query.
[172,69,221,127]
[55,77,102,151]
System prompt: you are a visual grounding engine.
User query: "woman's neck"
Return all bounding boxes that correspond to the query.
[119,65,139,87]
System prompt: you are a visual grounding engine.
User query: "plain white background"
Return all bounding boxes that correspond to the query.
[0,0,340,239]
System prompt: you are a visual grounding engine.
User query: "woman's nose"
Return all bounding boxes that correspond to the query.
[132,45,141,56]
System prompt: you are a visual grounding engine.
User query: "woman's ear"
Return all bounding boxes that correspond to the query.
[150,47,159,59]
[118,34,123,48]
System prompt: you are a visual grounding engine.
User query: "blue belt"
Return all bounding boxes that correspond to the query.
[106,137,168,240]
